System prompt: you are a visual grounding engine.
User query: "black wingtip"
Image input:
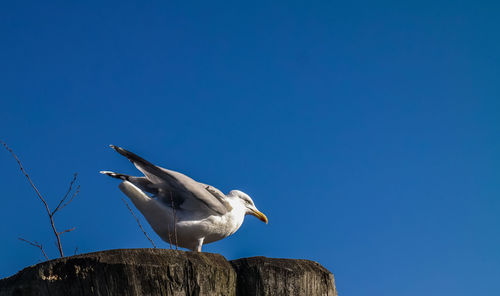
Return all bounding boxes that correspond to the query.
[108,145,152,167]
[100,170,130,181]
[109,144,127,156]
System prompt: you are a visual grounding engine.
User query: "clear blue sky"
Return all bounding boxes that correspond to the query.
[1,1,499,295]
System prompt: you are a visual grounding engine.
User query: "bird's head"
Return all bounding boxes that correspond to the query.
[229,190,268,224]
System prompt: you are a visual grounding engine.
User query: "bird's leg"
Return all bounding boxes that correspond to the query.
[196,237,205,252]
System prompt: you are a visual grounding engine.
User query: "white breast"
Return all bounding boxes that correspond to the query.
[176,205,246,245]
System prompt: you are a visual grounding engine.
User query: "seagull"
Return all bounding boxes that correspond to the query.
[100,145,268,252]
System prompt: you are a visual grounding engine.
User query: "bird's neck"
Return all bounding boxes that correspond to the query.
[224,200,247,236]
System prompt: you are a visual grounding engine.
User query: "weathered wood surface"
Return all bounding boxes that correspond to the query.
[0,249,336,296]
[231,256,337,296]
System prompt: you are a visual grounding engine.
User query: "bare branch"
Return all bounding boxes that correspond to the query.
[18,237,49,260]
[52,173,78,215]
[120,197,157,248]
[170,191,178,250]
[1,141,53,220]
[57,185,80,213]
[166,215,173,250]
[2,140,79,258]
[58,227,76,235]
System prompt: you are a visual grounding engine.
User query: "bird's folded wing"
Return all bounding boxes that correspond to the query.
[202,183,232,210]
[111,145,232,215]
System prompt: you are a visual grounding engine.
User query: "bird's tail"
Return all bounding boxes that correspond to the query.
[100,170,131,181]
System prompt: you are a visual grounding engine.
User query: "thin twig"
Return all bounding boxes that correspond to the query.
[2,141,63,257]
[165,214,173,250]
[120,197,157,248]
[2,140,78,258]
[170,191,178,250]
[57,185,80,212]
[165,192,173,250]
[18,237,49,260]
[52,173,78,215]
[58,227,76,235]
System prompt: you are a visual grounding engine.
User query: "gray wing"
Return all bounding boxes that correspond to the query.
[199,182,231,208]
[110,145,232,215]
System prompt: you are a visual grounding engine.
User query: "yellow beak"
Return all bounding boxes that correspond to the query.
[251,209,268,224]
